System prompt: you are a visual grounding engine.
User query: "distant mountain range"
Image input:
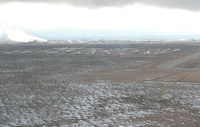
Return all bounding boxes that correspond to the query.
[1,28,200,43]
[28,28,200,41]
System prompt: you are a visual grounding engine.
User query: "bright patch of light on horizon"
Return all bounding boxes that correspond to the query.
[0,28,47,42]
[0,3,200,34]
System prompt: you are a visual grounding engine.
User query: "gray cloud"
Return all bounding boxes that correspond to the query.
[1,0,199,11]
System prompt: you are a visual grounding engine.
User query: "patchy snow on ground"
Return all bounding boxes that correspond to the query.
[0,81,200,126]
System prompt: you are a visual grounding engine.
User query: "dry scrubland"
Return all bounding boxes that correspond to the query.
[0,43,200,126]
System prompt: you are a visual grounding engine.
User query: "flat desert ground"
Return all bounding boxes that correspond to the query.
[0,42,200,126]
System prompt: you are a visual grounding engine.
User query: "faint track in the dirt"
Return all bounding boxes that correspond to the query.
[150,71,182,81]
[158,49,200,71]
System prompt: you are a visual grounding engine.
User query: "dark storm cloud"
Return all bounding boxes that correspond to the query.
[0,0,199,11]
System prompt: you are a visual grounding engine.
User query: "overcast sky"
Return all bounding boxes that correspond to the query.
[0,0,200,41]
